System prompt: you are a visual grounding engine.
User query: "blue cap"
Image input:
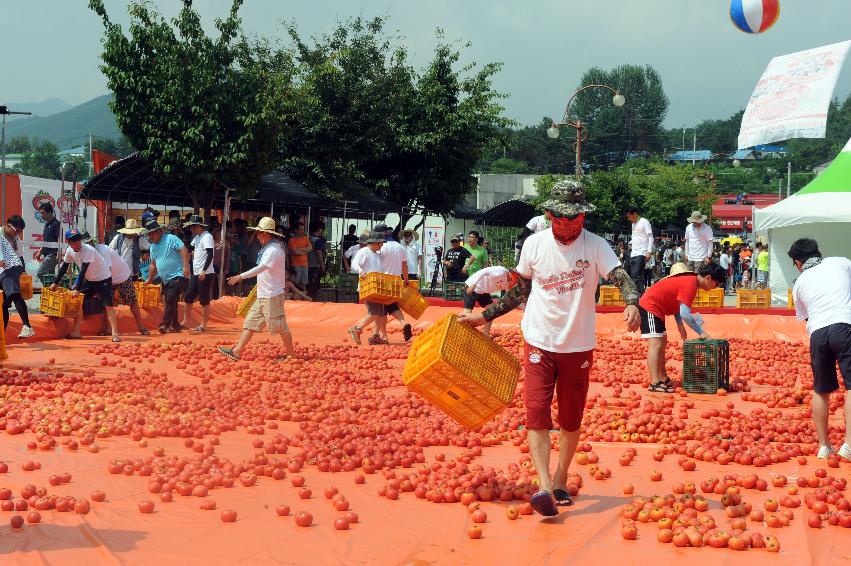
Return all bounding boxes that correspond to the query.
[65,228,82,240]
[141,210,157,222]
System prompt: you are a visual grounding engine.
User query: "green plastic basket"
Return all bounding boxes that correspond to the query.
[338,272,359,292]
[443,282,465,302]
[683,339,730,394]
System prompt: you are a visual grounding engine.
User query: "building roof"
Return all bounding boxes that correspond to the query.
[669,150,713,162]
[730,149,754,160]
[59,145,87,155]
[753,144,787,153]
[480,197,537,227]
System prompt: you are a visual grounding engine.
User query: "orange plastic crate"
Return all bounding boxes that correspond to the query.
[736,289,771,309]
[402,313,520,431]
[598,285,624,306]
[134,282,162,308]
[692,288,724,309]
[788,288,794,310]
[359,272,403,305]
[19,273,33,300]
[398,286,428,319]
[39,287,83,318]
[237,285,257,317]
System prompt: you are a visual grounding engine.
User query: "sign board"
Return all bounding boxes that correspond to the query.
[422,225,445,290]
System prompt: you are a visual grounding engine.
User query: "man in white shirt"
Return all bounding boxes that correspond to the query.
[109,218,150,278]
[718,247,732,294]
[789,238,851,461]
[182,215,216,332]
[684,211,714,272]
[626,207,653,294]
[458,178,640,517]
[400,230,422,280]
[91,234,149,336]
[348,231,388,345]
[463,265,516,337]
[377,224,412,342]
[219,217,294,362]
[53,228,120,341]
[343,233,367,273]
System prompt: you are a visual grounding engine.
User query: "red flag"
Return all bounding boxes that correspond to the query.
[92,149,119,174]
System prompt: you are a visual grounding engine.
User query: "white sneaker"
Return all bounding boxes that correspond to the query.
[17,326,35,339]
[839,443,851,461]
[817,445,835,459]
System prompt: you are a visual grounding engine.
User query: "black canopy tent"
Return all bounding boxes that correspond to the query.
[479,197,538,228]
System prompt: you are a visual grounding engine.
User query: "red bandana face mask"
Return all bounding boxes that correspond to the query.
[548,212,585,245]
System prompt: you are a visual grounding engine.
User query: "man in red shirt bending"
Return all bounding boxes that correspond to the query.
[639,263,726,393]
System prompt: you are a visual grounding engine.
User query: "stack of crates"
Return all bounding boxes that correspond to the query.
[134,282,162,308]
[39,287,83,318]
[598,285,625,306]
[402,313,520,431]
[358,273,403,304]
[19,274,33,300]
[317,287,337,302]
[691,288,724,309]
[682,339,730,393]
[237,285,258,317]
[398,285,428,319]
[337,272,360,303]
[443,282,465,301]
[736,289,771,309]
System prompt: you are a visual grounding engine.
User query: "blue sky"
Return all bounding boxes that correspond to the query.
[2,1,850,127]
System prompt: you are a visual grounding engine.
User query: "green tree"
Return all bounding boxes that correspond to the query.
[487,157,531,174]
[12,140,61,179]
[6,136,32,154]
[89,0,292,212]
[92,136,135,158]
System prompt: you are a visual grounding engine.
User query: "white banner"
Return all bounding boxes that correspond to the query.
[422,225,445,291]
[18,175,97,288]
[738,40,851,149]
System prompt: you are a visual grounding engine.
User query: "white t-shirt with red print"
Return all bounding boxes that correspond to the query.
[516,228,620,353]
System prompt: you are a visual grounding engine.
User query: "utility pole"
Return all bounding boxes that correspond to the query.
[786,161,791,198]
[692,131,696,166]
[1,105,33,221]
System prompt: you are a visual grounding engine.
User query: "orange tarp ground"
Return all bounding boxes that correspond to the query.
[0,299,847,565]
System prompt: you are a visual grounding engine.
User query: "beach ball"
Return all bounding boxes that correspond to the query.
[730,0,780,34]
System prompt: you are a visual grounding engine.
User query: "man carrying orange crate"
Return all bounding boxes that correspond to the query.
[348,230,389,345]
[218,217,295,362]
[459,178,640,517]
[86,232,150,337]
[377,223,412,343]
[639,264,726,393]
[54,229,121,341]
[462,265,518,338]
[788,238,851,461]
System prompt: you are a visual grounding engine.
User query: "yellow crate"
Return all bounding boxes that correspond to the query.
[598,285,624,306]
[19,274,33,300]
[134,282,162,308]
[736,288,772,309]
[788,288,794,310]
[39,287,83,318]
[402,313,520,431]
[237,285,257,317]
[398,286,428,319]
[359,272,403,305]
[692,288,724,309]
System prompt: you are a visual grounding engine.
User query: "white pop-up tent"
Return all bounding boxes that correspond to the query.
[753,138,851,304]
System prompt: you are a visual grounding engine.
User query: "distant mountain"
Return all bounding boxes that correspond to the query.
[3,98,73,121]
[4,95,121,149]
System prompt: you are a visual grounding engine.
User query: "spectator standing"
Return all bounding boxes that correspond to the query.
[287,222,311,290]
[443,235,471,282]
[400,230,422,280]
[626,207,653,294]
[307,221,326,298]
[755,244,770,288]
[719,247,733,294]
[109,219,149,279]
[341,224,359,252]
[463,231,488,276]
[35,203,61,284]
[143,218,190,334]
[54,229,119,341]
[684,211,714,272]
[105,216,125,247]
[662,245,673,276]
[219,217,295,361]
[181,215,216,332]
[0,216,34,338]
[788,238,851,460]
[343,233,367,273]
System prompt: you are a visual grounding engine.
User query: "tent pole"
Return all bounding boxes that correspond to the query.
[218,189,232,299]
[270,202,274,218]
[341,200,348,271]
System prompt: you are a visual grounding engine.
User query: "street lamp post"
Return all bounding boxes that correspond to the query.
[1,105,33,221]
[547,85,625,178]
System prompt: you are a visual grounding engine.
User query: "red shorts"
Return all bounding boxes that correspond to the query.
[523,342,593,432]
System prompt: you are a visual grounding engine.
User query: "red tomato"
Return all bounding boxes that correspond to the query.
[333,516,350,530]
[468,525,482,539]
[294,511,312,527]
[10,515,23,528]
[138,500,155,514]
[221,510,238,523]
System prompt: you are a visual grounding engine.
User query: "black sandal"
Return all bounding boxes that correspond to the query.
[553,488,574,506]
[649,379,675,393]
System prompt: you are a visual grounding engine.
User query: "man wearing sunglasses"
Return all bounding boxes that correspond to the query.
[0,216,35,337]
[459,178,639,517]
